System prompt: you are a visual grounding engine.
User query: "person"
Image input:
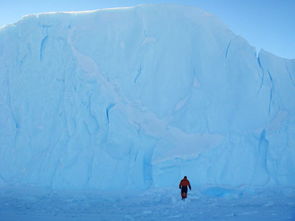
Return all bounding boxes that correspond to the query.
[179,176,191,199]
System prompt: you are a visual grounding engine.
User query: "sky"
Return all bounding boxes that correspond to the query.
[0,0,294,59]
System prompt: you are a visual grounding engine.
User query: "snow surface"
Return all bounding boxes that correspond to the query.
[0,187,295,221]
[0,4,295,192]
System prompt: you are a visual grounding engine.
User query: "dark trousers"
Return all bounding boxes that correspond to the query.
[181,186,188,199]
[181,186,188,193]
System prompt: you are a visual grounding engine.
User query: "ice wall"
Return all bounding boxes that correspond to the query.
[0,5,294,190]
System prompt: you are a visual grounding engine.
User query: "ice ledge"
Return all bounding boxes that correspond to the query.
[258,49,295,62]
[0,4,215,31]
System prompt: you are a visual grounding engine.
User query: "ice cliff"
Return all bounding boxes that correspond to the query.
[0,4,294,190]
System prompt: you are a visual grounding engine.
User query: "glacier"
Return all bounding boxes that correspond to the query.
[0,4,294,191]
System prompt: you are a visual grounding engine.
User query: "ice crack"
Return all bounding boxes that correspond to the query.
[106,103,115,124]
[134,64,142,83]
[40,35,48,61]
[267,71,274,114]
[225,40,232,58]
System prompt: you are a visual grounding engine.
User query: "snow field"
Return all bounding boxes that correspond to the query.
[0,187,294,221]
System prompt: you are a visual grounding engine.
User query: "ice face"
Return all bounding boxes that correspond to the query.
[0,5,294,190]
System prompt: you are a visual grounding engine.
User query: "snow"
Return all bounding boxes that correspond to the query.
[0,3,295,219]
[0,187,294,221]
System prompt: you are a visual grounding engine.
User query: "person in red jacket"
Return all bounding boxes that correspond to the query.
[179,176,191,199]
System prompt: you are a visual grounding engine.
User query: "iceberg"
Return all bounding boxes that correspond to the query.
[0,4,294,190]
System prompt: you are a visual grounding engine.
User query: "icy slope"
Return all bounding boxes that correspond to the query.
[0,4,294,190]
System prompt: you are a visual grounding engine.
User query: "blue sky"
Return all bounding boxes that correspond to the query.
[1,0,294,59]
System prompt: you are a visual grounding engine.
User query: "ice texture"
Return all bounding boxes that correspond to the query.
[0,5,294,190]
[1,187,295,221]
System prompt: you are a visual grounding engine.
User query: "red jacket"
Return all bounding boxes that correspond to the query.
[179,178,191,189]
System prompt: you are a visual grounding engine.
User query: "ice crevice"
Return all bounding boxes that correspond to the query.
[257,56,265,93]
[134,64,142,83]
[225,39,232,58]
[257,56,263,70]
[267,71,274,114]
[257,129,271,184]
[40,35,48,61]
[225,37,239,58]
[106,103,115,124]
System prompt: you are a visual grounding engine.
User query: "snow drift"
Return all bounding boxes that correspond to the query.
[0,4,294,190]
